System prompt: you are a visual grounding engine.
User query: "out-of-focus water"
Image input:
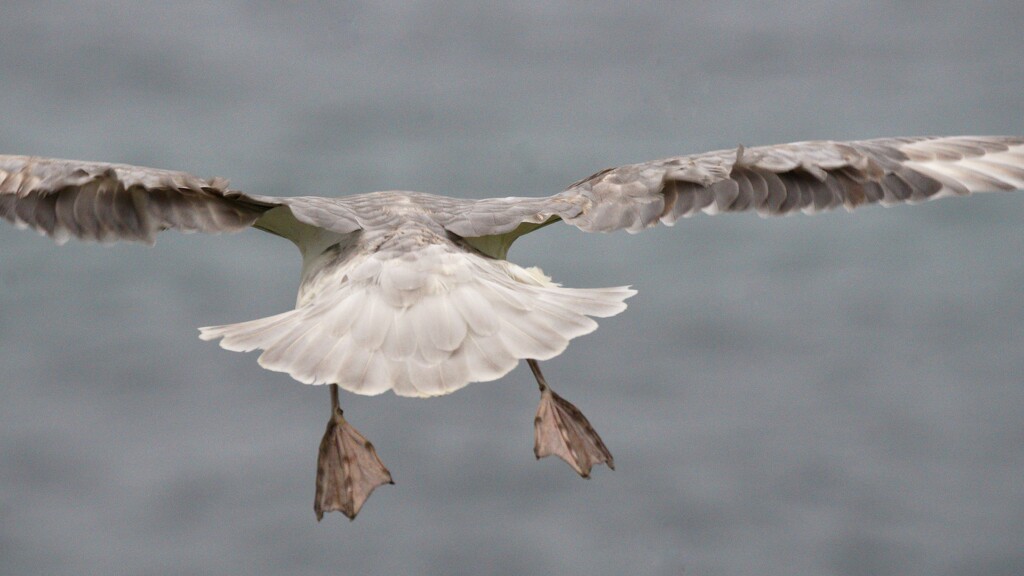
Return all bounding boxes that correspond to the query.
[1,3,1022,575]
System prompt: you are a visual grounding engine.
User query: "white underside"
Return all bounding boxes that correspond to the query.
[199,244,634,397]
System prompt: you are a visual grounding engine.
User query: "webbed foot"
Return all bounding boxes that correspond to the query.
[314,384,393,520]
[529,360,614,477]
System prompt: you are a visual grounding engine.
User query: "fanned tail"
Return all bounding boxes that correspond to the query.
[200,246,634,397]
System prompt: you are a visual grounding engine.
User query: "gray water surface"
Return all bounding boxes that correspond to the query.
[1,3,1023,575]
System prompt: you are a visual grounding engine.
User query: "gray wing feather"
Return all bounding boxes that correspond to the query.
[261,194,562,240]
[437,195,582,237]
[0,155,281,244]
[261,196,363,236]
[558,136,1024,233]
[7,136,1021,246]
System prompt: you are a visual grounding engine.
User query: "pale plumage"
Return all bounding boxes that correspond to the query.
[199,241,632,397]
[3,135,1023,519]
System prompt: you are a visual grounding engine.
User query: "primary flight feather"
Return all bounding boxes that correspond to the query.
[3,135,1023,518]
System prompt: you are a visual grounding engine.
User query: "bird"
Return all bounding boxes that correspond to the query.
[3,135,1023,520]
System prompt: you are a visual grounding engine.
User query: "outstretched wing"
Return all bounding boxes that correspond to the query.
[0,155,282,244]
[552,136,1024,233]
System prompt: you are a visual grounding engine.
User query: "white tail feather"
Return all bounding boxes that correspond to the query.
[199,245,635,397]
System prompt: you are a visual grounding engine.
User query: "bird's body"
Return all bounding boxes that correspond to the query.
[205,194,632,397]
[3,135,1023,519]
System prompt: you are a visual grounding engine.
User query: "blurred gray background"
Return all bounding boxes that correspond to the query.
[1,2,1022,575]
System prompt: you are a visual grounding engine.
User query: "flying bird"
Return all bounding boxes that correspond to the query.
[3,135,1023,520]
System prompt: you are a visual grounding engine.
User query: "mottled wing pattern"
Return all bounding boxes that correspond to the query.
[555,136,1024,233]
[259,196,364,236]
[0,155,279,244]
[277,192,581,244]
[432,194,583,237]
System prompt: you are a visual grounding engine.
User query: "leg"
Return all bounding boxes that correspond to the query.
[314,384,393,521]
[529,359,615,477]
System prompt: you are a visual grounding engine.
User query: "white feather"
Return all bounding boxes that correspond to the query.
[199,242,634,397]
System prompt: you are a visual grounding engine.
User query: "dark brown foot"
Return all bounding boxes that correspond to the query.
[529,360,614,478]
[314,384,393,521]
